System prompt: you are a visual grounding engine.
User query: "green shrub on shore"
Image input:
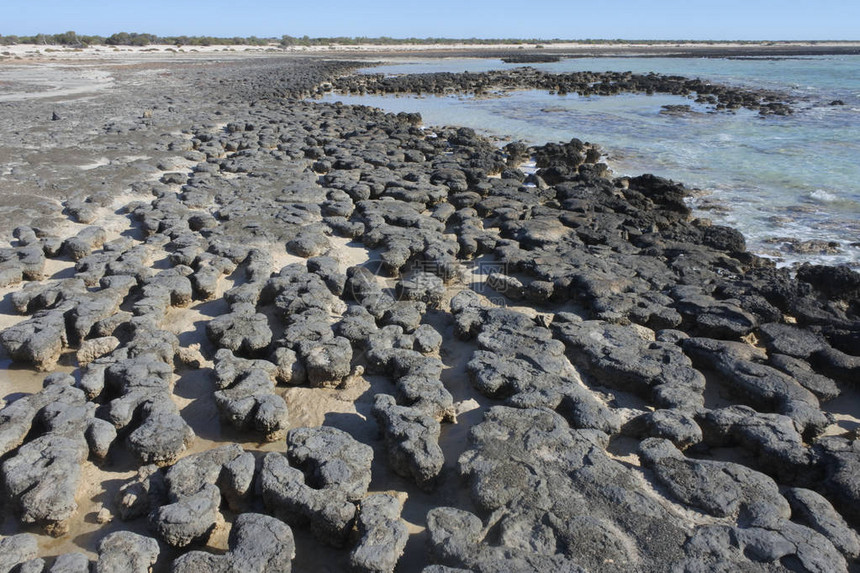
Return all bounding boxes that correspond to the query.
[0,32,786,48]
[0,31,106,47]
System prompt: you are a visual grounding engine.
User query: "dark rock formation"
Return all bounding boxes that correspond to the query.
[349,494,409,573]
[171,513,295,573]
[94,531,160,573]
[260,426,372,547]
[0,53,856,572]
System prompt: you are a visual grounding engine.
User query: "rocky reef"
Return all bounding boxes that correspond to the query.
[332,65,795,115]
[0,54,858,572]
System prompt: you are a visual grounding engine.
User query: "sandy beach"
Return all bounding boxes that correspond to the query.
[3,39,860,62]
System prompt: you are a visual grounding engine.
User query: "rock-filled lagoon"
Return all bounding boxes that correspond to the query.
[321,55,860,268]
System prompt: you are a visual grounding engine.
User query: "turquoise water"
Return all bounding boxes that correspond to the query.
[320,55,860,268]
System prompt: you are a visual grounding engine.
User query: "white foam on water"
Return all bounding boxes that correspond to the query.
[78,157,110,171]
[322,54,860,269]
[809,189,839,203]
[520,160,537,175]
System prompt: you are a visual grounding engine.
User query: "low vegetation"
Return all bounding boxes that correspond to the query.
[0,31,776,48]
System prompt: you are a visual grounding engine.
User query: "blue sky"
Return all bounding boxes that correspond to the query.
[1,0,857,40]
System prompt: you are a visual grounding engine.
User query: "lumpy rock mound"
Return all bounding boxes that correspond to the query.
[0,53,857,573]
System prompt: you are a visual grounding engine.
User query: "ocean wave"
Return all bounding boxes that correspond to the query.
[809,189,838,203]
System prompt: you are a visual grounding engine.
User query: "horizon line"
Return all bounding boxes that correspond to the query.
[1,33,859,44]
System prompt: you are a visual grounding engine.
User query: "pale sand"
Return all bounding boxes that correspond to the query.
[0,162,482,561]
[4,41,860,64]
[0,180,174,558]
[0,64,113,102]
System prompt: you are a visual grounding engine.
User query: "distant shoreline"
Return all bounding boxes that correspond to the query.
[2,40,859,64]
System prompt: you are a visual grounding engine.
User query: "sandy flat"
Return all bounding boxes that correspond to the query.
[2,40,859,65]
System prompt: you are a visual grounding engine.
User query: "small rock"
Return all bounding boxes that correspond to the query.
[0,534,38,573]
[350,494,409,573]
[150,483,221,547]
[95,531,160,573]
[298,337,352,388]
[48,552,91,573]
[77,336,121,366]
[96,506,112,524]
